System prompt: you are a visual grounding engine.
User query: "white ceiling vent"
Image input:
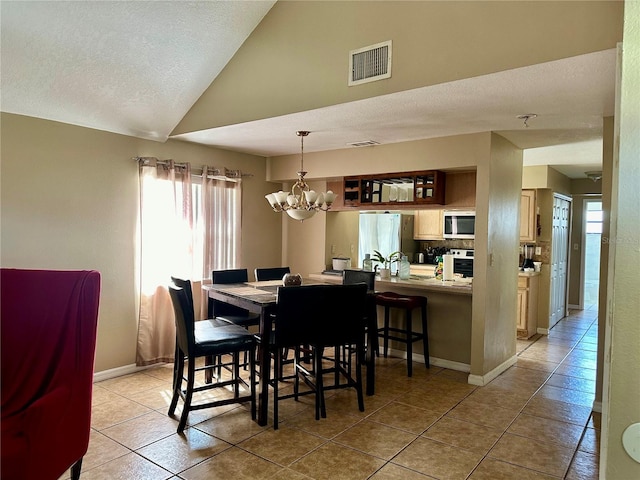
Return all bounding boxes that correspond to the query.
[349,40,392,86]
[348,140,380,147]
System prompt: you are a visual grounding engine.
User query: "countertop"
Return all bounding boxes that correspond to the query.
[309,272,473,296]
[518,270,541,277]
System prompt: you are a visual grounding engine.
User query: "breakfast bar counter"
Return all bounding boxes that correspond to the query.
[309,272,473,370]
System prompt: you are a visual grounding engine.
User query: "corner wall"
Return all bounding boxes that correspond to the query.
[0,113,282,372]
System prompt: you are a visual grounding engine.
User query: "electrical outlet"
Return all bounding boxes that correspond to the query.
[535,247,542,255]
[574,243,580,251]
[350,244,355,253]
[331,244,336,254]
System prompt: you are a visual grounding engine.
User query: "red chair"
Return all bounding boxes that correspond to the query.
[1,269,101,480]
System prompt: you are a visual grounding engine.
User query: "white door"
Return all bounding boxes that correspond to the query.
[550,195,571,326]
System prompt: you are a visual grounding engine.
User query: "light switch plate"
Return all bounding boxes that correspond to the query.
[535,247,542,255]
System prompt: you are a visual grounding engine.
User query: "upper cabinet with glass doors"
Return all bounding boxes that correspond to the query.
[343,170,445,207]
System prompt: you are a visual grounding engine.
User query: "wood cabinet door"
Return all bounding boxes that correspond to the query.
[414,210,443,240]
[520,190,536,242]
[517,287,528,331]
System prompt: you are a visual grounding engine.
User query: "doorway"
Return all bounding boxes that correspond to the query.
[582,200,603,308]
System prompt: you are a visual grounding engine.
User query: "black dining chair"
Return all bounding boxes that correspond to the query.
[254,267,291,282]
[168,284,256,433]
[342,269,379,372]
[171,276,235,382]
[270,283,368,429]
[209,269,260,327]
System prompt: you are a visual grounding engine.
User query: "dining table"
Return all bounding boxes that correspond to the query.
[203,279,377,426]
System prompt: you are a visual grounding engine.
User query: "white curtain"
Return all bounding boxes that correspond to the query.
[136,160,242,366]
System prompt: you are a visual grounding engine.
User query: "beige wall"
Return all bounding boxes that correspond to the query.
[174,1,622,135]
[267,133,488,183]
[602,1,640,473]
[470,133,522,379]
[325,211,360,270]
[0,113,282,373]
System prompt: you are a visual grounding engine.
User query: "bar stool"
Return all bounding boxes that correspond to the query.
[375,291,429,376]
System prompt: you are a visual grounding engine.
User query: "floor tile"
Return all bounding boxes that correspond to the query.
[514,356,559,373]
[566,450,599,480]
[238,424,326,466]
[180,446,282,480]
[523,395,593,427]
[579,427,600,455]
[289,442,385,480]
[488,432,574,478]
[80,452,173,480]
[369,462,433,479]
[546,373,596,393]
[333,419,417,460]
[100,410,178,450]
[534,384,595,408]
[554,363,597,381]
[90,395,152,430]
[468,457,558,479]
[194,406,267,444]
[367,400,442,434]
[422,416,503,454]
[447,397,520,430]
[97,372,167,396]
[392,436,483,480]
[136,428,231,474]
[81,430,130,472]
[507,413,583,449]
[284,407,361,438]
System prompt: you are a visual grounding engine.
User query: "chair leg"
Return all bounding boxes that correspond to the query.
[233,351,240,398]
[315,348,326,419]
[250,345,257,420]
[274,348,280,430]
[168,351,184,416]
[70,458,82,480]
[383,306,390,357]
[421,303,430,368]
[177,358,195,433]
[355,342,365,412]
[406,307,413,377]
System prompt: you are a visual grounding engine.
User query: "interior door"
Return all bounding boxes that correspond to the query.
[550,195,571,326]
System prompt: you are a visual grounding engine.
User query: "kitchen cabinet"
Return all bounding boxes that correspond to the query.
[414,209,444,240]
[517,274,539,339]
[343,170,445,207]
[520,189,537,242]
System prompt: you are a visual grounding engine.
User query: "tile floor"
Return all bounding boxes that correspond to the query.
[63,307,600,479]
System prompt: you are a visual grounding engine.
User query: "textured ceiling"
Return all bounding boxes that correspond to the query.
[0,0,276,141]
[1,1,613,179]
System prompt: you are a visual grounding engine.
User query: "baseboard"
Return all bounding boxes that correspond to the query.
[468,355,517,386]
[537,327,550,335]
[387,348,470,373]
[592,401,602,413]
[568,304,582,310]
[93,363,148,383]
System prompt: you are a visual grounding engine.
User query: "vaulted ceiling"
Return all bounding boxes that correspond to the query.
[1,1,618,179]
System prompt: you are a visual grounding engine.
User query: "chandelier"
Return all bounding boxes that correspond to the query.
[265,131,336,221]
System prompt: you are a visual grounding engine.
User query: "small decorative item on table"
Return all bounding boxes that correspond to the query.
[282,273,303,286]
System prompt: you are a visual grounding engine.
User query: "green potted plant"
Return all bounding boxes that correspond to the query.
[372,250,402,279]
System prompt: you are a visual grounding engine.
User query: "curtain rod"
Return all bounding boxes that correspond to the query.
[133,156,253,179]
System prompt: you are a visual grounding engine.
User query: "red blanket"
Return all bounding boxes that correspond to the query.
[1,269,100,480]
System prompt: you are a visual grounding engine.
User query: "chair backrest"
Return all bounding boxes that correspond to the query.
[212,268,249,284]
[255,267,291,281]
[342,269,375,291]
[168,284,195,354]
[274,283,367,348]
[211,269,250,317]
[171,276,194,312]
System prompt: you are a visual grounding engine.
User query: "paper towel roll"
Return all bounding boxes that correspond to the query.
[443,254,455,281]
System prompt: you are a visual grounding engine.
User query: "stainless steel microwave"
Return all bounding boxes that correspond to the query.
[443,210,475,239]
